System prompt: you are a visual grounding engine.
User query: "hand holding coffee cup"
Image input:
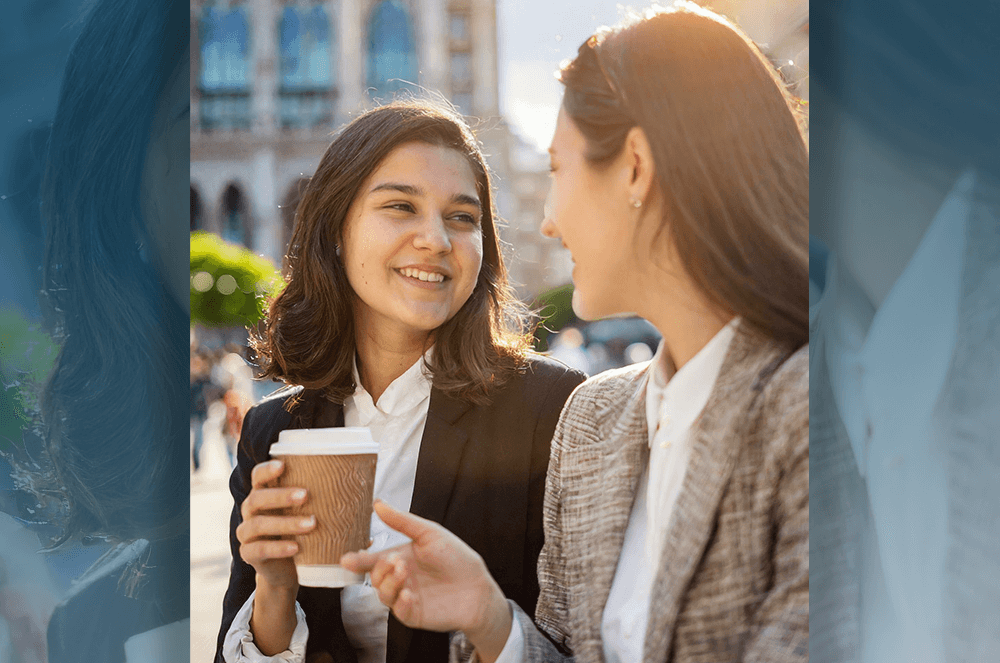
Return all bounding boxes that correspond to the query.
[270,428,379,587]
[235,459,315,592]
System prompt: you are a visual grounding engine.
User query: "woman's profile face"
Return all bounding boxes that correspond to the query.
[341,141,484,343]
[542,107,637,320]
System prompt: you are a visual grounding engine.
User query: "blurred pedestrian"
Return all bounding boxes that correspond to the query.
[191,348,215,472]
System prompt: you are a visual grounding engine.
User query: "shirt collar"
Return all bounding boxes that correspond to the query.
[349,348,433,422]
[816,169,975,475]
[645,317,739,447]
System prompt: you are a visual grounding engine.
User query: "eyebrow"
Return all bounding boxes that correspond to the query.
[369,182,481,210]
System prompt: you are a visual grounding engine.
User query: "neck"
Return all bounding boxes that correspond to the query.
[353,315,430,404]
[627,207,732,371]
[639,278,731,373]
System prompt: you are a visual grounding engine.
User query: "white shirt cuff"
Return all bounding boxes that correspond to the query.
[491,608,526,663]
[222,589,309,663]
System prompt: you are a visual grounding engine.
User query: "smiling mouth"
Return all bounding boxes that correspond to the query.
[396,267,449,284]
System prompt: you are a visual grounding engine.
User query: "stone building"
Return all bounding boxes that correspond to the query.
[190,0,564,302]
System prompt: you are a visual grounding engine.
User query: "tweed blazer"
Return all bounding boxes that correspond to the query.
[454,326,808,662]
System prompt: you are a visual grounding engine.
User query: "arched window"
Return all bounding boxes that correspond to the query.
[199,3,252,130]
[366,0,418,99]
[191,186,204,231]
[279,2,336,129]
[221,183,252,247]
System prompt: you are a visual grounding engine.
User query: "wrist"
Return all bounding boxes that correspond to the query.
[463,579,512,662]
[255,574,298,608]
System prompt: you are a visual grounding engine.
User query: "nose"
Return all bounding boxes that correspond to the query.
[413,215,452,253]
[540,215,559,239]
[540,187,559,239]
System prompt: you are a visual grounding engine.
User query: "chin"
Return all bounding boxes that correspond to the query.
[570,288,600,322]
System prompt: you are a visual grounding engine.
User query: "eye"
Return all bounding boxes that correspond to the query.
[385,201,416,213]
[450,212,479,225]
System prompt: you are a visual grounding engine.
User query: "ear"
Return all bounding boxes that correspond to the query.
[622,126,657,205]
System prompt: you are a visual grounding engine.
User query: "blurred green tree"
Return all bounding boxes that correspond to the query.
[190,232,283,328]
[531,283,576,352]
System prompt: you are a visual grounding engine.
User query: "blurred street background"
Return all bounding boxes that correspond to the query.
[188,0,808,659]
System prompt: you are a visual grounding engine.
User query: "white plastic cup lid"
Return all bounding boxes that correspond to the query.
[271,427,378,455]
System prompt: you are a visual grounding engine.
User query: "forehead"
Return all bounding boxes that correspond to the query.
[367,142,478,194]
[550,107,584,154]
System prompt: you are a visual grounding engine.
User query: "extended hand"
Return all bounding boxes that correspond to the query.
[340,501,512,659]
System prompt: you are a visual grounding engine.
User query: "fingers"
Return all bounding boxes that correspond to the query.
[340,543,406,574]
[367,554,409,613]
[373,500,439,544]
[239,539,299,564]
[241,485,307,522]
[251,459,285,488]
[236,514,315,545]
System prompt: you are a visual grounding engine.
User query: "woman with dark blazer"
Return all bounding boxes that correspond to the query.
[215,101,585,663]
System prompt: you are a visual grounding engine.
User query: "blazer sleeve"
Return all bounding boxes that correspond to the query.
[526,385,577,659]
[742,370,809,662]
[519,366,586,620]
[214,403,272,663]
[450,386,581,663]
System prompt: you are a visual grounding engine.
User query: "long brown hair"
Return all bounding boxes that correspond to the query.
[560,3,809,350]
[252,100,533,404]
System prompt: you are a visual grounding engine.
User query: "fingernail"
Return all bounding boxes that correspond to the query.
[300,516,315,528]
[292,489,306,502]
[270,459,283,470]
[285,542,297,554]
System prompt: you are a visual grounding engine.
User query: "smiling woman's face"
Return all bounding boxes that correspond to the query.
[341,141,484,344]
[541,107,638,320]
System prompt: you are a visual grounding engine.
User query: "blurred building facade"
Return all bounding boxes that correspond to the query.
[190,0,567,304]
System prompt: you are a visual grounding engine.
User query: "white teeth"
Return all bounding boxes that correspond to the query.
[399,268,444,282]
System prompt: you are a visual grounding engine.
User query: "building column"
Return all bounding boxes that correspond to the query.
[250,149,279,262]
[470,0,498,117]
[250,0,278,135]
[416,0,448,95]
[339,0,365,116]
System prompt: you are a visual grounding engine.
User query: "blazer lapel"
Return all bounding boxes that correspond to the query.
[387,387,472,663]
[642,328,787,661]
[575,370,651,655]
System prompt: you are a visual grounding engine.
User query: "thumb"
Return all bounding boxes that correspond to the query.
[374,500,438,544]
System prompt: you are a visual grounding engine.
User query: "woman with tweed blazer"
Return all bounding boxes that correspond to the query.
[342,5,809,662]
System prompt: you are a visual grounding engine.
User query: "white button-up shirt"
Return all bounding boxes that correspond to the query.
[224,352,433,663]
[495,319,738,663]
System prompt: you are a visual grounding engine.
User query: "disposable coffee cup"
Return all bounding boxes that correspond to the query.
[271,427,379,587]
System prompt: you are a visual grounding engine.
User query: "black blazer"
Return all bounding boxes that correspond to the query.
[215,355,585,663]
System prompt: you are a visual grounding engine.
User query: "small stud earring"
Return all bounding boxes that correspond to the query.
[630,198,642,209]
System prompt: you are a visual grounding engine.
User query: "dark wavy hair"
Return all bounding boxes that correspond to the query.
[559,3,809,350]
[252,100,534,405]
[39,0,189,545]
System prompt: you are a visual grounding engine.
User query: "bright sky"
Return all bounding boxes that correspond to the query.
[497,0,631,151]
